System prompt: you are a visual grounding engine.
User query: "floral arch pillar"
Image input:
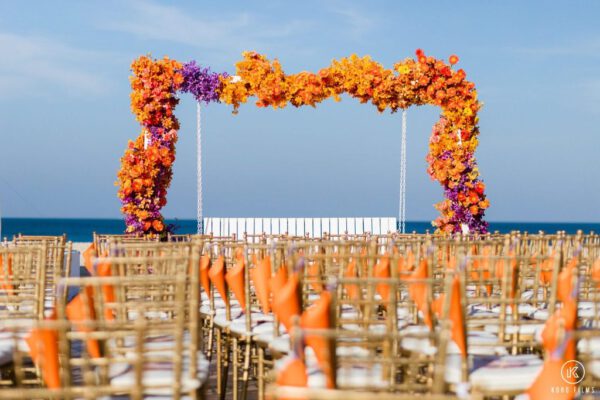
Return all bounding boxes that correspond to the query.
[117,50,489,236]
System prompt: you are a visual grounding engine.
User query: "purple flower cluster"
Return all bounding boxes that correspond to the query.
[179,61,227,103]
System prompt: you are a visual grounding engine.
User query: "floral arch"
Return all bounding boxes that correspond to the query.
[117,50,489,236]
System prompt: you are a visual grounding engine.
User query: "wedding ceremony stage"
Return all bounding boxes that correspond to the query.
[1,48,596,400]
[117,50,489,239]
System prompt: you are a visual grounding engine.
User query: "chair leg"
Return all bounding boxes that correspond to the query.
[257,346,265,400]
[232,336,239,400]
[216,329,222,399]
[207,317,215,362]
[219,331,231,400]
[241,339,252,400]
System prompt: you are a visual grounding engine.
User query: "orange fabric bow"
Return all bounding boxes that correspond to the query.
[199,254,211,298]
[66,286,101,358]
[26,314,60,389]
[0,253,13,293]
[374,254,391,303]
[526,358,575,400]
[270,264,289,297]
[225,257,246,310]
[407,259,432,328]
[251,256,272,314]
[557,258,577,303]
[432,276,466,357]
[541,301,577,354]
[209,255,228,305]
[82,243,96,275]
[272,273,301,332]
[494,256,518,298]
[592,258,600,287]
[300,291,333,388]
[344,260,359,301]
[276,357,308,387]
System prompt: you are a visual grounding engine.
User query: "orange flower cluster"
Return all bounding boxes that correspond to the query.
[218,50,489,233]
[117,50,489,235]
[117,56,183,236]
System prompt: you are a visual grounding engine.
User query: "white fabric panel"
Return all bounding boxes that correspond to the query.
[255,219,263,235]
[245,218,255,235]
[212,218,219,236]
[346,218,356,235]
[321,218,330,234]
[202,217,398,237]
[229,219,237,237]
[364,218,373,233]
[330,218,339,235]
[313,219,322,237]
[385,218,397,233]
[305,219,314,237]
[288,218,296,236]
[355,218,364,234]
[271,219,280,235]
[379,218,389,234]
[338,218,347,234]
[372,218,381,234]
[296,218,305,236]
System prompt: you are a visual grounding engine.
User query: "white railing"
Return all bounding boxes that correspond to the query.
[202,217,397,237]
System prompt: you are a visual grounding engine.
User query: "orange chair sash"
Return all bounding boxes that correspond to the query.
[272,273,301,332]
[209,255,228,305]
[251,256,272,313]
[226,259,246,310]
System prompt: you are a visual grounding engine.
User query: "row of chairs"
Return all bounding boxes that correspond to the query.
[1,231,599,400]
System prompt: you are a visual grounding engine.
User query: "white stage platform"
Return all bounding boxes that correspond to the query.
[201,217,397,237]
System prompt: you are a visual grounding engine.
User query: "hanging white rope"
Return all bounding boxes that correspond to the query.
[196,102,203,235]
[399,110,407,234]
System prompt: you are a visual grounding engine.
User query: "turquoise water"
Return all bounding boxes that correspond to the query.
[1,218,598,242]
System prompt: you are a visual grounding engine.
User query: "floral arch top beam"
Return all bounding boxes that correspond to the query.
[117,50,489,236]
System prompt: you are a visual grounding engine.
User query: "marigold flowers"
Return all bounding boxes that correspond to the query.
[118,50,489,235]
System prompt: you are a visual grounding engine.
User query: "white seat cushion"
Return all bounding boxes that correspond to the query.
[483,323,544,337]
[469,355,542,392]
[110,350,209,395]
[578,336,600,356]
[401,327,507,356]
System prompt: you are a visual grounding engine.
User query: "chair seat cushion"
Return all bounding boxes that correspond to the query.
[469,354,542,393]
[109,350,210,395]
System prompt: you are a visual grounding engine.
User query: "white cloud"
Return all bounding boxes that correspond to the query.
[100,0,311,55]
[0,33,113,98]
[331,7,376,38]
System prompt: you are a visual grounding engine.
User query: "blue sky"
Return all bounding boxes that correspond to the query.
[0,0,598,222]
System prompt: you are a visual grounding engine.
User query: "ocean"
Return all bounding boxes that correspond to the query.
[1,218,598,242]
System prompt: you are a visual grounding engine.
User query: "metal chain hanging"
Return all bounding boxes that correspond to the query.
[399,110,407,234]
[197,102,203,235]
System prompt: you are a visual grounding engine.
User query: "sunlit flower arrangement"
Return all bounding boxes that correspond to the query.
[117,50,489,235]
[219,50,489,233]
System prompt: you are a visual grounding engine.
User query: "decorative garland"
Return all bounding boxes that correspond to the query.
[117,50,489,236]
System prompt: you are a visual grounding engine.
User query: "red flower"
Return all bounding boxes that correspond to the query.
[449,55,459,65]
[475,182,485,195]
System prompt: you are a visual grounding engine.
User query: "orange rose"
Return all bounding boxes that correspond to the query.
[152,220,164,232]
[449,55,459,65]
